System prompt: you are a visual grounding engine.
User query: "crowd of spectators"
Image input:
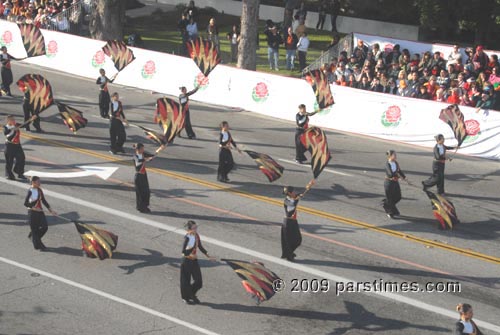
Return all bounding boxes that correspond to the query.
[323,40,499,110]
[0,0,83,33]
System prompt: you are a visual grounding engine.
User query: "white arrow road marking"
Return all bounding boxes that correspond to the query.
[278,158,353,177]
[24,166,118,180]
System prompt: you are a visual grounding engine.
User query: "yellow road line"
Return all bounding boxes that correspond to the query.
[23,133,500,265]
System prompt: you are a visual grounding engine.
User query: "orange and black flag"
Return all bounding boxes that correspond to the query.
[222,259,281,304]
[17,23,46,57]
[300,126,332,179]
[424,190,459,230]
[74,222,118,260]
[244,150,284,182]
[56,102,88,134]
[305,69,335,110]
[186,36,221,77]
[154,98,186,143]
[135,124,167,146]
[102,40,136,72]
[16,74,54,115]
[439,104,467,147]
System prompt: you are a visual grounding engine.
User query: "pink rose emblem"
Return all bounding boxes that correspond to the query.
[465,119,480,136]
[144,61,155,75]
[47,40,58,54]
[92,50,105,67]
[255,82,268,98]
[2,31,13,44]
[385,106,401,123]
[196,72,209,86]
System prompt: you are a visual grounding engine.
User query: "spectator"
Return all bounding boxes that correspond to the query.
[184,0,198,22]
[295,1,307,25]
[322,63,335,83]
[429,51,445,71]
[370,77,384,92]
[416,85,431,99]
[426,75,439,98]
[435,87,446,102]
[291,14,300,34]
[421,67,431,82]
[407,71,419,92]
[476,71,488,89]
[388,61,401,80]
[55,14,69,32]
[284,27,298,71]
[266,26,282,71]
[447,88,461,104]
[436,69,450,88]
[372,43,383,60]
[447,63,458,80]
[385,44,401,65]
[353,39,368,60]
[460,92,473,106]
[352,64,362,81]
[330,0,341,32]
[397,80,410,96]
[464,47,474,65]
[69,0,83,35]
[419,51,432,73]
[295,18,306,38]
[486,54,499,76]
[488,66,500,86]
[476,88,494,109]
[385,79,398,94]
[186,17,198,41]
[447,45,462,68]
[346,73,357,88]
[227,25,240,63]
[178,13,189,54]
[472,45,488,74]
[316,0,328,30]
[207,18,220,55]
[358,75,370,90]
[297,32,309,71]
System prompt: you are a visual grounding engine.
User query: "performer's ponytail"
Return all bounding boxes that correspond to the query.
[456,303,472,314]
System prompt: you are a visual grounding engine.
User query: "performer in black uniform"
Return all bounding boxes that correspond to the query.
[20,85,43,133]
[454,303,483,335]
[180,220,215,304]
[217,121,240,182]
[96,69,115,119]
[3,115,27,180]
[133,143,155,213]
[24,176,57,251]
[1,46,20,97]
[295,104,317,163]
[179,86,199,139]
[382,150,406,219]
[281,184,312,261]
[422,134,453,195]
[109,92,128,154]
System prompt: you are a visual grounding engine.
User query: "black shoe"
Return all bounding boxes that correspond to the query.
[188,135,196,139]
[109,150,117,155]
[28,232,32,239]
[18,175,27,180]
[387,214,394,219]
[295,159,307,164]
[39,245,47,252]
[6,176,15,181]
[421,181,428,190]
[35,129,44,133]
[182,299,193,305]
[192,296,200,304]
[118,148,126,154]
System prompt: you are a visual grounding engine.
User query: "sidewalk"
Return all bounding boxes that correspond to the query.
[126,0,177,19]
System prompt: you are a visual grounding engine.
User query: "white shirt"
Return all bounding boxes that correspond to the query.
[231,33,238,44]
[297,36,310,52]
[112,101,119,111]
[389,161,397,173]
[437,144,445,156]
[179,94,188,105]
[29,188,39,203]
[185,233,196,249]
[221,131,229,143]
[460,320,474,334]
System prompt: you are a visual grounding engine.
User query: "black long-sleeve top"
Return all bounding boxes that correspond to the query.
[0,53,17,69]
[433,144,454,161]
[24,187,51,211]
[4,124,21,145]
[385,160,405,181]
[179,87,199,107]
[182,231,208,259]
[133,152,155,174]
[96,75,114,92]
[110,101,126,120]
[454,320,483,335]
[219,131,237,148]
[296,112,309,130]
[284,196,300,218]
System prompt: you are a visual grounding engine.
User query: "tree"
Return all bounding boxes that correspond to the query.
[237,0,260,70]
[89,0,126,41]
[283,0,299,33]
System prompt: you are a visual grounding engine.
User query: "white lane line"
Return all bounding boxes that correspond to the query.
[2,178,499,334]
[0,256,219,335]
[278,158,353,177]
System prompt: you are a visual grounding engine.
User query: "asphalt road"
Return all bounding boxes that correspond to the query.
[0,62,499,335]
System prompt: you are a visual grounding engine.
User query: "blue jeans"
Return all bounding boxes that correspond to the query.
[286,50,296,70]
[268,47,279,70]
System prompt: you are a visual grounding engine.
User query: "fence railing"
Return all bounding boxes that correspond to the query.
[301,33,354,75]
[45,0,93,36]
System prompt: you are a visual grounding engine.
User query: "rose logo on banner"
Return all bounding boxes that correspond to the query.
[252,82,269,103]
[381,105,402,127]
[141,60,156,79]
[46,40,58,58]
[463,119,481,143]
[193,72,209,90]
[91,50,105,68]
[0,30,13,47]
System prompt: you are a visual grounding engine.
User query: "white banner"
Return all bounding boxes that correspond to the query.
[1,21,499,159]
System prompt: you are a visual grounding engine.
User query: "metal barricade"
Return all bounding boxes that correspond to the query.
[45,1,87,36]
[301,33,354,75]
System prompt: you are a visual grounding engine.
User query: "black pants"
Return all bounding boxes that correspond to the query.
[29,210,48,250]
[134,173,150,211]
[99,91,110,118]
[316,14,326,30]
[423,161,445,194]
[1,67,13,95]
[23,101,41,132]
[180,258,202,300]
[298,51,307,71]
[295,129,307,161]
[109,118,126,152]
[218,148,234,180]
[383,180,401,216]
[331,14,338,32]
[4,143,25,178]
[231,43,238,62]
[183,108,196,138]
[281,218,302,259]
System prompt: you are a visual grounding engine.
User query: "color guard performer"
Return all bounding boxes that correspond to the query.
[217,121,240,182]
[422,134,453,195]
[109,92,128,154]
[454,303,483,335]
[24,176,57,251]
[179,86,199,139]
[20,84,43,133]
[96,69,115,119]
[295,104,317,163]
[382,150,406,219]
[133,143,156,213]
[3,115,27,180]
[281,182,313,261]
[1,46,20,97]
[180,220,215,304]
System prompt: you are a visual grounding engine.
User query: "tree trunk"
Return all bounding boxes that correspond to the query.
[89,0,126,41]
[237,0,260,70]
[283,0,298,32]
